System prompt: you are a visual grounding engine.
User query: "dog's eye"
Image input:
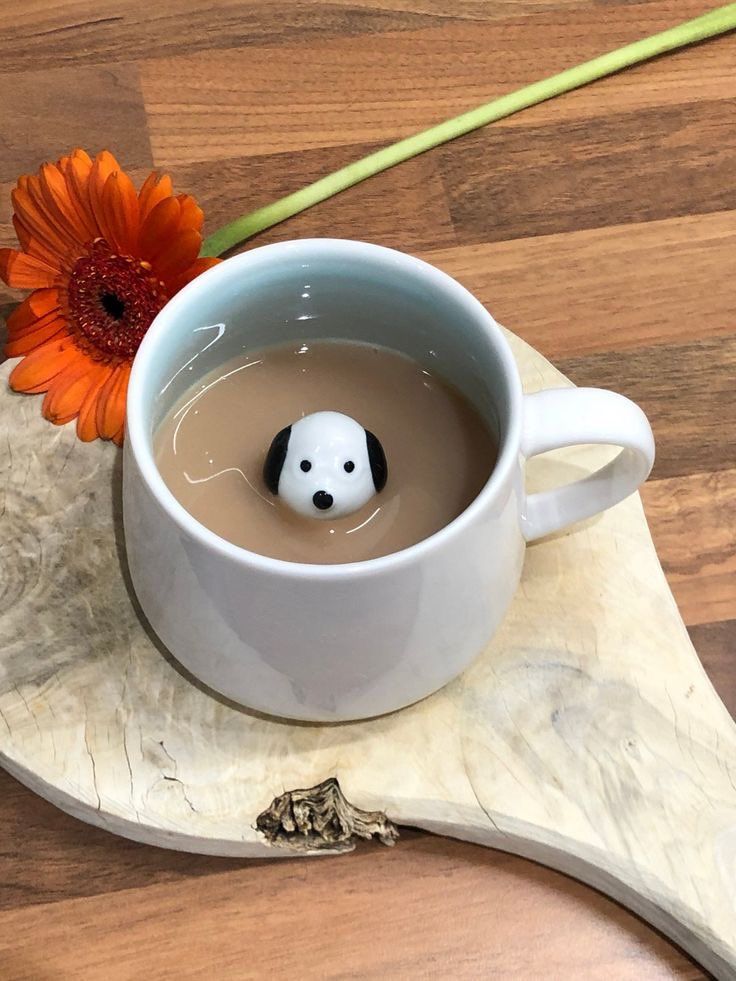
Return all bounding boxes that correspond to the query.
[300,460,312,473]
[344,460,355,473]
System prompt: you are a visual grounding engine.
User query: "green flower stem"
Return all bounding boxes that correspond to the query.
[200,3,736,258]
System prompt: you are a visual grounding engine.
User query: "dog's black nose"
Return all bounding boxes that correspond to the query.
[313,490,333,511]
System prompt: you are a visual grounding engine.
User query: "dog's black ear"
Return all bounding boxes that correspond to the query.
[365,430,387,492]
[263,425,291,494]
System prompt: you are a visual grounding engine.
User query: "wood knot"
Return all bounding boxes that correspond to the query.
[256,777,399,852]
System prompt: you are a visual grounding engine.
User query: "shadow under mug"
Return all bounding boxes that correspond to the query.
[123,239,655,722]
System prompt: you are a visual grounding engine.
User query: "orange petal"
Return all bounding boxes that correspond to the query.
[39,162,93,249]
[176,194,204,233]
[29,169,78,235]
[77,363,114,442]
[12,182,73,259]
[96,363,130,439]
[64,150,98,240]
[70,148,93,168]
[102,170,140,255]
[138,172,174,226]
[112,424,125,447]
[42,359,96,424]
[5,317,69,357]
[9,336,81,393]
[8,307,63,340]
[12,215,72,272]
[6,289,61,333]
[138,197,181,261]
[157,229,202,282]
[23,172,83,255]
[87,150,122,242]
[11,213,34,255]
[168,256,221,296]
[0,249,59,289]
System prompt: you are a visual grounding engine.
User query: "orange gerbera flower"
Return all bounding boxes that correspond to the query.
[0,149,220,444]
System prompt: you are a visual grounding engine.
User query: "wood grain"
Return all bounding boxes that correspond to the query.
[0,1,444,75]
[689,619,736,718]
[440,101,736,244]
[558,336,736,481]
[171,141,457,255]
[643,470,736,628]
[0,64,152,182]
[0,837,705,981]
[3,0,714,77]
[1,0,735,977]
[137,3,735,165]
[422,211,736,359]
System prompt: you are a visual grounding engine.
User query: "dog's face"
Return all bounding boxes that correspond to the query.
[264,411,387,520]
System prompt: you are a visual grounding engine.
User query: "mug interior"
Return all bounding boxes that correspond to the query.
[129,240,521,568]
[138,240,514,450]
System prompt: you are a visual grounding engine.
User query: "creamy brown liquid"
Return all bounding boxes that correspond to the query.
[154,341,498,564]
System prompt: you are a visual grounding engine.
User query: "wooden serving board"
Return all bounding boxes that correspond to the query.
[0,333,734,979]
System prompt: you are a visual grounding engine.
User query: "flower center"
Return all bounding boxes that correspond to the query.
[100,292,126,320]
[67,239,168,360]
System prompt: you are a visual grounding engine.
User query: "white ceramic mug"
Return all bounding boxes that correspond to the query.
[124,239,654,722]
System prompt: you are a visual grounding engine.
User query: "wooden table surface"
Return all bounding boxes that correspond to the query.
[1,1,734,978]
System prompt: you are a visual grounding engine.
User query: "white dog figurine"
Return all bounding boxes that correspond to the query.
[264,411,387,519]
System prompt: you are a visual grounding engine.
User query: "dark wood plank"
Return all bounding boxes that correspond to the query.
[0,63,151,183]
[172,142,456,255]
[0,1,448,75]
[422,212,736,359]
[688,619,736,717]
[1,0,717,75]
[441,100,736,244]
[558,336,736,480]
[0,769,244,913]
[643,470,736,628]
[0,823,703,980]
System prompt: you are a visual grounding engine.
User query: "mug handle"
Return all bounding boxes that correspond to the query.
[520,388,655,542]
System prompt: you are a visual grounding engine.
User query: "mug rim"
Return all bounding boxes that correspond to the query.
[126,238,523,579]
